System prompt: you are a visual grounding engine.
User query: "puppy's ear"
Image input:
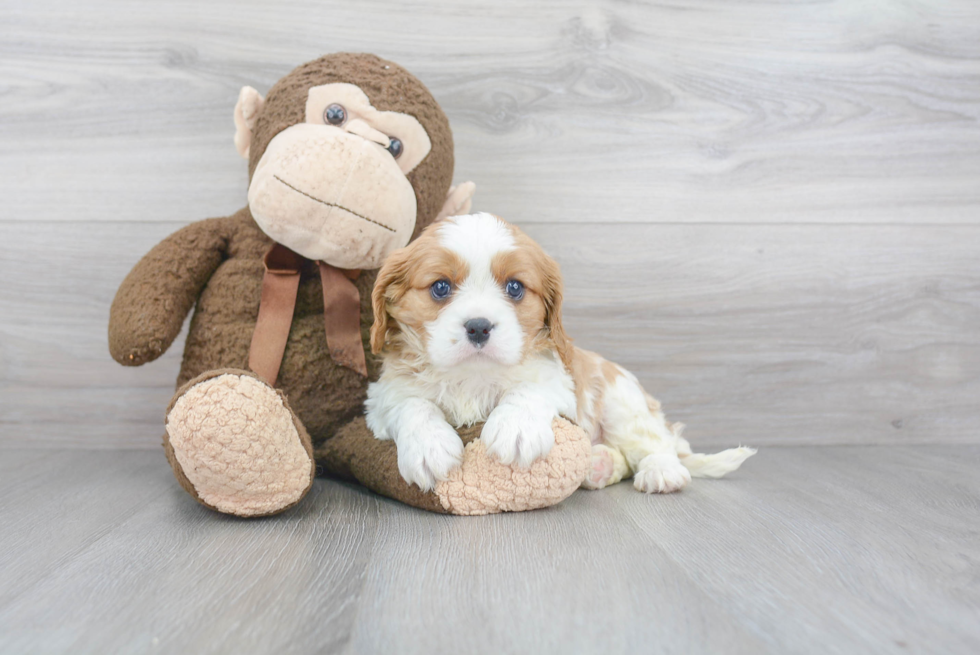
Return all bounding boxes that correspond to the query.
[538,250,574,370]
[370,246,411,354]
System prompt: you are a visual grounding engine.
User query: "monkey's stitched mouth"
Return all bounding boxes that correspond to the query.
[273,175,396,233]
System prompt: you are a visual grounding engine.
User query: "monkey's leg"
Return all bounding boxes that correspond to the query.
[164,369,315,517]
[316,416,592,515]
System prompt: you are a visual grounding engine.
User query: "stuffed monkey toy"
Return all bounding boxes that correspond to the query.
[109,53,591,517]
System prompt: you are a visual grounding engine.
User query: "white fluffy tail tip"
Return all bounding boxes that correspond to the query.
[680,446,757,479]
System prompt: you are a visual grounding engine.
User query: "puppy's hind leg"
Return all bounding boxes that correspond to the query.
[599,373,691,494]
[581,443,631,490]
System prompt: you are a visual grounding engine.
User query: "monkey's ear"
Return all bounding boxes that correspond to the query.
[434,182,476,222]
[233,86,265,159]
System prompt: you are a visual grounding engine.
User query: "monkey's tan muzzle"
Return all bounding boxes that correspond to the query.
[247,123,417,270]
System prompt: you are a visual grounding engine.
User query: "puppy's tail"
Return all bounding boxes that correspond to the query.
[680,446,757,478]
[673,424,757,479]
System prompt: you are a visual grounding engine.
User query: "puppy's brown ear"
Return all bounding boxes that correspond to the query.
[370,246,411,354]
[538,250,574,370]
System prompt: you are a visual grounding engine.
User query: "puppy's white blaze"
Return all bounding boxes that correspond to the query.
[438,212,515,276]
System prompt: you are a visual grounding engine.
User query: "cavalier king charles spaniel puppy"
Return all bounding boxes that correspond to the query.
[366,213,755,492]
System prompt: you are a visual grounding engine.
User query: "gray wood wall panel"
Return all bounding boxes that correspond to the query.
[2,0,979,448]
[2,220,978,448]
[3,0,979,225]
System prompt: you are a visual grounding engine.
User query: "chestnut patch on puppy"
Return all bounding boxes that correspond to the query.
[490,249,548,357]
[370,232,470,354]
[491,230,572,368]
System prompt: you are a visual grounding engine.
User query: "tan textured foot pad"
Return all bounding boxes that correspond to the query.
[434,417,592,516]
[166,373,314,517]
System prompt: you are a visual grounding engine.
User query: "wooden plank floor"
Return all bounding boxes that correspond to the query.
[0,446,977,654]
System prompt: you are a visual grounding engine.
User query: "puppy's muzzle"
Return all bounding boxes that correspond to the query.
[464,318,493,347]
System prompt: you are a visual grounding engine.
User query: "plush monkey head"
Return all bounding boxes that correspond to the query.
[233,53,458,269]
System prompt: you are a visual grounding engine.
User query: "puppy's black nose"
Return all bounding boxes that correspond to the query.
[464,318,493,347]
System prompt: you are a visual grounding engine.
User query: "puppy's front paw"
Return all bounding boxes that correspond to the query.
[396,421,464,492]
[634,454,691,494]
[481,404,555,468]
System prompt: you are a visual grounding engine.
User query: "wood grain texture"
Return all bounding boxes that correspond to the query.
[530,221,980,447]
[3,220,978,448]
[0,446,977,654]
[1,0,979,225]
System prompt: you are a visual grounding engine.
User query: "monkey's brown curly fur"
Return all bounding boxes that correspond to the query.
[109,54,454,511]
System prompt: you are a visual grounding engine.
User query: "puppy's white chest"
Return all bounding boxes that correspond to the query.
[425,355,575,428]
[434,376,506,427]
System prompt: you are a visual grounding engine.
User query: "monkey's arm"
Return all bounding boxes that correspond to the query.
[434,182,475,222]
[109,217,230,366]
[316,416,592,515]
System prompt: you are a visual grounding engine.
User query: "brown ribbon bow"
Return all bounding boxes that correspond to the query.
[248,243,368,386]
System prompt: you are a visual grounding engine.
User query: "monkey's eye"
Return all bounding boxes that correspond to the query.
[324,104,346,126]
[430,279,452,300]
[387,137,403,159]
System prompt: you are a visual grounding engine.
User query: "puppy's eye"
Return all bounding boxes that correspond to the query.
[430,279,452,300]
[505,279,525,301]
[324,104,346,125]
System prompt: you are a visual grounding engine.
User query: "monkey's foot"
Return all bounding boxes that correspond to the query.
[165,369,315,517]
